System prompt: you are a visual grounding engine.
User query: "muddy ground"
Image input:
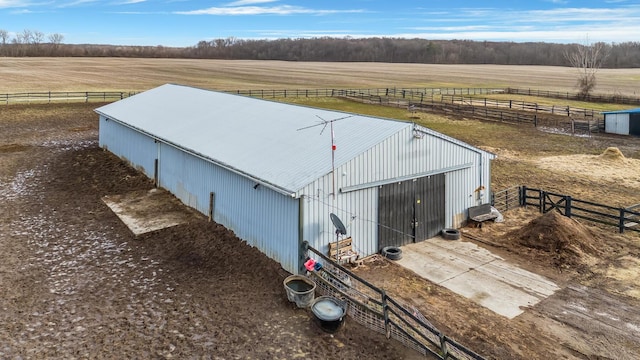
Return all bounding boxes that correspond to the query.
[0,103,420,359]
[2,103,640,359]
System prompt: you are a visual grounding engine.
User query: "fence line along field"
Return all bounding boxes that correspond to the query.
[1,57,640,95]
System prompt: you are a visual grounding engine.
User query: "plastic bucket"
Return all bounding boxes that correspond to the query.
[310,296,347,333]
[283,275,316,308]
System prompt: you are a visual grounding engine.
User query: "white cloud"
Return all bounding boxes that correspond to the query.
[226,0,278,5]
[176,4,363,16]
[0,0,32,8]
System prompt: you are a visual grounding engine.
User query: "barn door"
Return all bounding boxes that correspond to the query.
[378,174,445,250]
[378,180,414,249]
[414,174,445,241]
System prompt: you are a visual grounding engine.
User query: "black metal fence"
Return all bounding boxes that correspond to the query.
[305,243,485,360]
[492,185,640,234]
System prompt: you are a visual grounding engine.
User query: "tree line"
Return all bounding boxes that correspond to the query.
[1,30,639,68]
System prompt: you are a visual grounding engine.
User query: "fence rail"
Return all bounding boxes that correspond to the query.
[505,88,640,106]
[305,243,484,360]
[0,91,139,104]
[441,95,601,120]
[493,185,640,233]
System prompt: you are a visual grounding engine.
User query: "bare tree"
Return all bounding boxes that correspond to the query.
[49,33,64,45]
[20,29,33,44]
[564,38,610,98]
[0,29,8,45]
[32,30,45,45]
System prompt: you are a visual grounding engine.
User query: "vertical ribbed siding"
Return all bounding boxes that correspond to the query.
[157,143,300,274]
[301,173,380,259]
[301,126,492,259]
[98,117,157,178]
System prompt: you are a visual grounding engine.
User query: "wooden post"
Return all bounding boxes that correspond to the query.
[208,192,215,222]
[565,196,572,217]
[382,290,391,339]
[619,208,626,233]
[439,334,449,359]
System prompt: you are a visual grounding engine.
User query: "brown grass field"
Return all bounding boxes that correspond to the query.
[2,59,640,359]
[1,57,640,96]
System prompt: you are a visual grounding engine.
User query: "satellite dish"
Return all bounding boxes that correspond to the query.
[330,213,347,235]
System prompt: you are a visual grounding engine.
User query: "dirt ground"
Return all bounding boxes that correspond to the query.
[3,102,640,360]
[0,103,420,359]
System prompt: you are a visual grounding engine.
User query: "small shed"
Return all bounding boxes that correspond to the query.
[602,108,640,136]
[96,84,495,274]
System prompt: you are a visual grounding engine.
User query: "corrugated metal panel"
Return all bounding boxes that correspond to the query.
[109,141,300,274]
[301,177,380,260]
[301,125,493,258]
[605,113,630,135]
[98,116,157,178]
[95,84,409,194]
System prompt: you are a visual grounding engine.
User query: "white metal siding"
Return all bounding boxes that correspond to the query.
[300,126,492,258]
[98,116,157,178]
[157,143,300,273]
[605,113,630,135]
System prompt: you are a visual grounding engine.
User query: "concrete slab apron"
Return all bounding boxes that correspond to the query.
[397,238,560,319]
[102,189,193,236]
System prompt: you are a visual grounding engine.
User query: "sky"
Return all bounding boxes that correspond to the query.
[0,0,638,47]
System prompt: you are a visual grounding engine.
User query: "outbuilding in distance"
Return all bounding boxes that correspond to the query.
[602,108,640,136]
[96,84,495,274]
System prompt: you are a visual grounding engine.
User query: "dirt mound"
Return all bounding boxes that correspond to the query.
[599,147,626,161]
[508,211,601,266]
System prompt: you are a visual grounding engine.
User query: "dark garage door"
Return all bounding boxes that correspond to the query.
[378,174,445,249]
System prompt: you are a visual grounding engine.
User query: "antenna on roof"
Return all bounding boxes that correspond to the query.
[297,115,353,200]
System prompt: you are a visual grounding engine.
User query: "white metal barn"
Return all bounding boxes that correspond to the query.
[96,84,495,274]
[602,108,640,136]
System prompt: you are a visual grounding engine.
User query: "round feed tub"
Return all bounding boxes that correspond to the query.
[310,296,347,333]
[283,275,316,308]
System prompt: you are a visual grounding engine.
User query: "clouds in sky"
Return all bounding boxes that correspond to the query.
[0,0,638,45]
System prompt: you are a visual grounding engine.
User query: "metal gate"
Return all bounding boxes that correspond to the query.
[378,174,445,249]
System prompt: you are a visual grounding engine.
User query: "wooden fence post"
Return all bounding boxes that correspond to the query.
[381,290,391,339]
[619,208,626,233]
[208,192,215,222]
[520,186,527,207]
[540,191,545,213]
[439,334,449,359]
[565,196,572,217]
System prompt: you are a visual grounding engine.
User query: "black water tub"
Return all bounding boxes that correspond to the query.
[310,296,347,333]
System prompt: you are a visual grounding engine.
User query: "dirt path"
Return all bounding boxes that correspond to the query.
[0,104,419,359]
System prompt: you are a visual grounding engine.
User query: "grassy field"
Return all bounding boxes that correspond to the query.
[3,58,640,206]
[1,58,640,96]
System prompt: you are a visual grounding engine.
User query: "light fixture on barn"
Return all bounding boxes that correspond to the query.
[297,114,353,200]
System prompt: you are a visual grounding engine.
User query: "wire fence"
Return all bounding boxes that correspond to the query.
[305,243,485,360]
[492,185,640,233]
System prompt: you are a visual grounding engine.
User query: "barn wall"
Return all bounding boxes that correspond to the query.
[157,143,301,274]
[605,113,630,135]
[98,116,157,178]
[300,126,493,258]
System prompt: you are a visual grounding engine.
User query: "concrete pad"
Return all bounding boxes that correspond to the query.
[397,237,560,319]
[102,188,195,236]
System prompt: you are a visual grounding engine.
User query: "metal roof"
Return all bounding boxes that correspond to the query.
[602,108,640,115]
[96,84,413,195]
